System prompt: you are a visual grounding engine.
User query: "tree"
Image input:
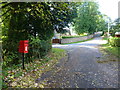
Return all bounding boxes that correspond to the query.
[74,2,106,34]
[1,2,77,66]
[1,2,77,39]
[110,18,120,36]
[112,18,120,32]
[96,14,107,31]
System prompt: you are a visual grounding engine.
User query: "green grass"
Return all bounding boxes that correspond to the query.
[61,38,93,45]
[102,37,108,40]
[52,48,65,55]
[101,43,120,58]
[2,48,66,88]
[62,35,87,39]
[101,36,120,58]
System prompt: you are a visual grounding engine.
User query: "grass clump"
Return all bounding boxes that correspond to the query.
[109,37,120,47]
[101,43,120,58]
[101,36,120,58]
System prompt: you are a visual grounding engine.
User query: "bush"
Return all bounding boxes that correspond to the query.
[27,36,52,61]
[2,37,21,67]
[109,37,120,47]
[2,35,52,67]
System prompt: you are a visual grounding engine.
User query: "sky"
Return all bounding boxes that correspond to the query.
[96,0,120,21]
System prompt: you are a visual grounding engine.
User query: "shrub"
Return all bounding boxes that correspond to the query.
[27,36,52,62]
[2,35,52,67]
[109,37,120,47]
[2,37,21,67]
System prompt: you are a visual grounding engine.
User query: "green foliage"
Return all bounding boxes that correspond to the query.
[74,2,106,34]
[109,37,120,47]
[101,43,120,58]
[110,18,120,36]
[1,2,76,67]
[1,2,77,36]
[27,36,52,61]
[96,15,107,31]
[2,36,52,67]
[2,37,20,67]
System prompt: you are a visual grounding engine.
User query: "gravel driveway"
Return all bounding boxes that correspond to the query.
[37,37,119,88]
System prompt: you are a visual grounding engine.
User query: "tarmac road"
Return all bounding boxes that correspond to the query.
[37,37,119,88]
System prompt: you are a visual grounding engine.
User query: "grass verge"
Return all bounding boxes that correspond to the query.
[2,48,66,88]
[62,35,87,39]
[61,38,93,45]
[100,43,120,58]
[102,36,108,40]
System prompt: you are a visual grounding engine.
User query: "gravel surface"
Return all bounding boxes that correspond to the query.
[36,37,119,88]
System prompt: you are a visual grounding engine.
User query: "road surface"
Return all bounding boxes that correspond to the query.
[37,37,119,88]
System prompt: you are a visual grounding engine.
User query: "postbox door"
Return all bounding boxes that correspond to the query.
[19,40,29,53]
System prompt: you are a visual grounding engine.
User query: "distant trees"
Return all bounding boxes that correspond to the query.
[74,2,107,34]
[96,14,107,31]
[110,18,120,36]
[113,18,120,32]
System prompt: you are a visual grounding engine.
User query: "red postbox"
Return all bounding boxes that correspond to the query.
[19,40,29,53]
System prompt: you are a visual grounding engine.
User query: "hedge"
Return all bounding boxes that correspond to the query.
[109,37,120,47]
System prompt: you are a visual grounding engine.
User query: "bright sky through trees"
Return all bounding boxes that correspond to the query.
[96,0,119,21]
